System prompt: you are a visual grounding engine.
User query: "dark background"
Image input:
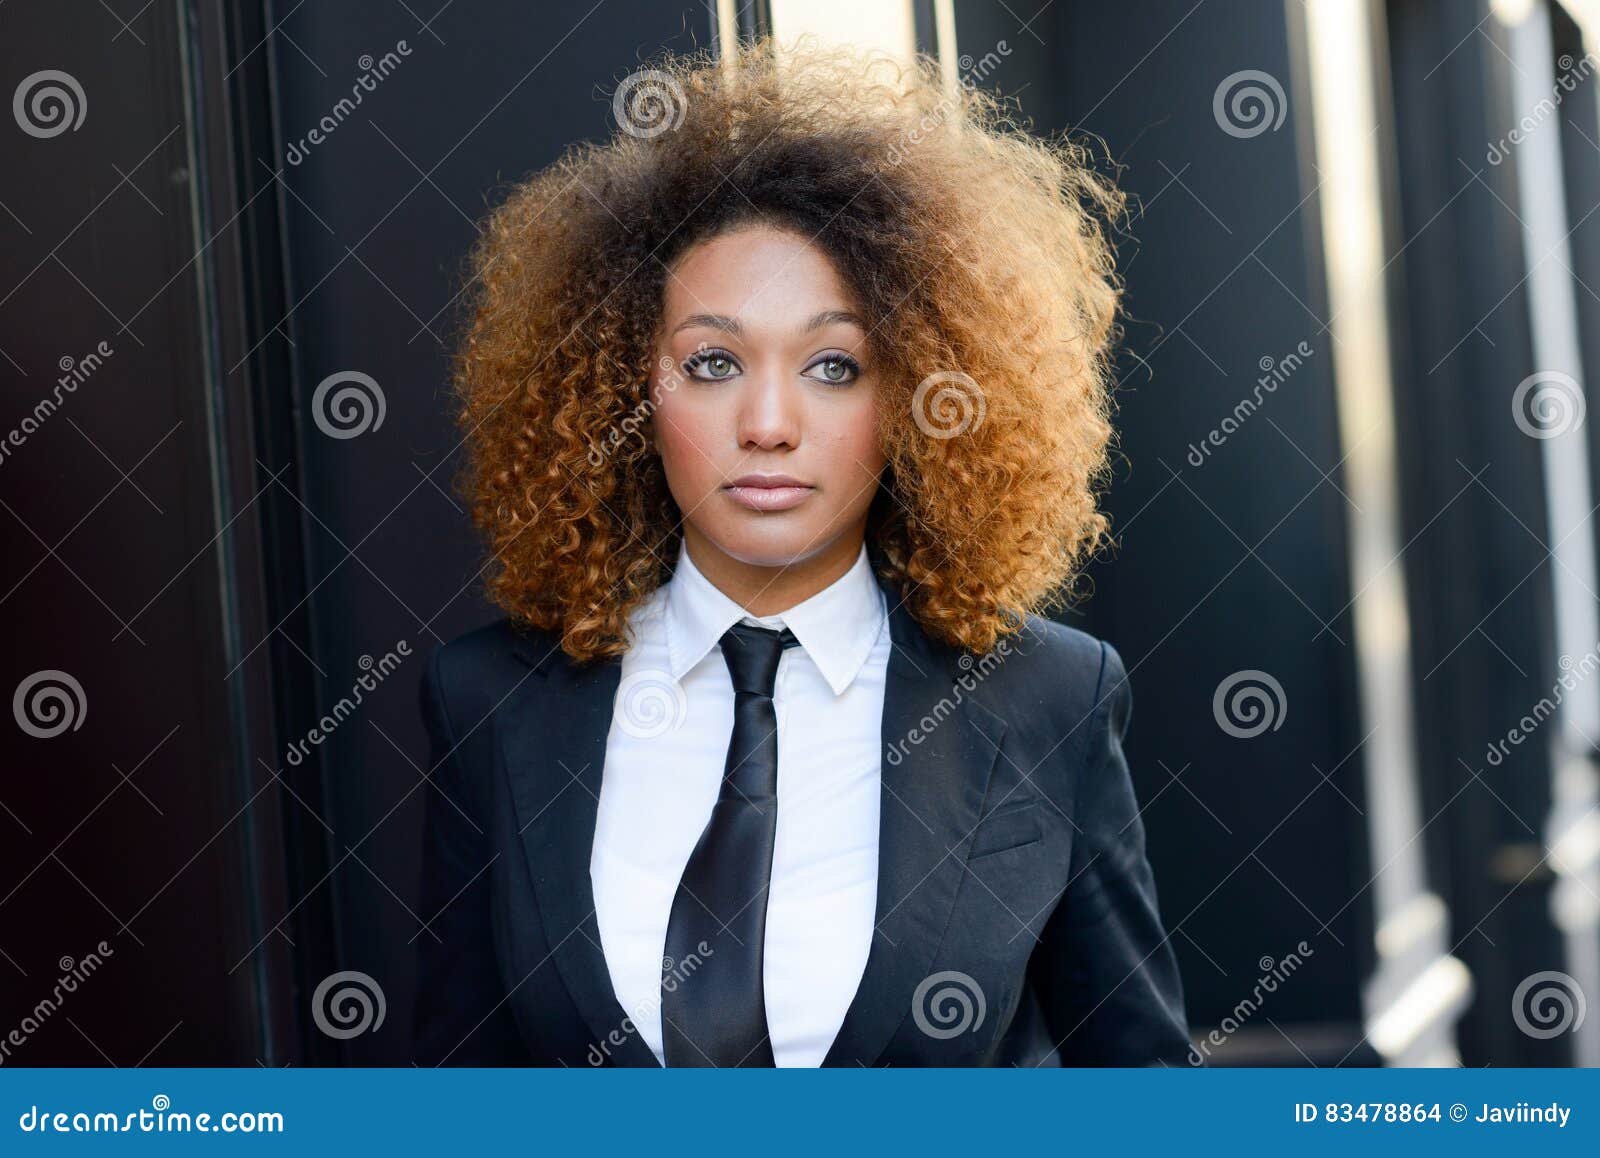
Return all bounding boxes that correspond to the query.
[2,0,1597,1067]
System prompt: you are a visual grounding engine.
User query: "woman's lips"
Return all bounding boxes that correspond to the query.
[722,483,815,512]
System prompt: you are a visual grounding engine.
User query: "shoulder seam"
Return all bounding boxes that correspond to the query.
[1091,637,1111,713]
[426,645,464,764]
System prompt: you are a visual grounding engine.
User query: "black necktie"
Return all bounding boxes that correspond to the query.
[660,620,801,1067]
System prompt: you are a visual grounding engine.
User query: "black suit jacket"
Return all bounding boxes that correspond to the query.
[412,565,1193,1066]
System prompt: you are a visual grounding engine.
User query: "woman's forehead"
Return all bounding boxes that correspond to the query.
[661,227,863,336]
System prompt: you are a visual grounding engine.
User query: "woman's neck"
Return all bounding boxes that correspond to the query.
[680,527,865,617]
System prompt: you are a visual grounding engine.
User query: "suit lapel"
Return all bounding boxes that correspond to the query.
[497,562,1007,1069]
[497,643,661,1066]
[822,571,1007,1065]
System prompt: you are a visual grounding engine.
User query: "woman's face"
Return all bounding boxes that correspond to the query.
[648,222,887,579]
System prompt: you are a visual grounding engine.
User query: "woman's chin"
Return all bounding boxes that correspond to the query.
[697,523,838,571]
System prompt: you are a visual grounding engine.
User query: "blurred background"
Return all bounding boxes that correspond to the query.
[2,0,1598,1067]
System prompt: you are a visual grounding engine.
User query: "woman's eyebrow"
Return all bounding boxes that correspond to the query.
[804,308,865,332]
[669,309,865,337]
[671,313,743,337]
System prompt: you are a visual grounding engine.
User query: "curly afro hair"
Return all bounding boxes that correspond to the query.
[449,33,1129,663]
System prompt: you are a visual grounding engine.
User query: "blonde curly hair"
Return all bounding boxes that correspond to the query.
[449,34,1128,663]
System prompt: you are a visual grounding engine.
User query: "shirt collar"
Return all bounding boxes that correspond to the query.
[662,538,887,696]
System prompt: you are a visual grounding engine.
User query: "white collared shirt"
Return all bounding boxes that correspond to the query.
[589,539,889,1066]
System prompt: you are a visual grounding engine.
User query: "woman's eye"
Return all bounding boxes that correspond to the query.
[807,355,860,385]
[682,351,860,384]
[684,352,738,380]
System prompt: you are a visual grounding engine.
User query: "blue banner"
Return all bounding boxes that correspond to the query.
[1,1068,1596,1153]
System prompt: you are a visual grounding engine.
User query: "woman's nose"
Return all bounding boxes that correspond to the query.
[736,365,801,450]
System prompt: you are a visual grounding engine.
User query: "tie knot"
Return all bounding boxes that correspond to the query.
[718,622,800,697]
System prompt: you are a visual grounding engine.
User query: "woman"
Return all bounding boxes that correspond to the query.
[412,35,1191,1067]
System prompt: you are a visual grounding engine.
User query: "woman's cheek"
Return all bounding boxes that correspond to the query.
[654,422,726,511]
[842,405,885,481]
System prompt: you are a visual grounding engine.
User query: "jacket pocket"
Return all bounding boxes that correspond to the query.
[968,800,1043,860]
